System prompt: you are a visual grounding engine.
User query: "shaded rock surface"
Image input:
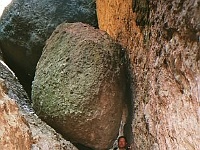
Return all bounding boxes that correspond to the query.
[0,53,78,150]
[32,22,126,149]
[0,0,98,96]
[97,0,200,149]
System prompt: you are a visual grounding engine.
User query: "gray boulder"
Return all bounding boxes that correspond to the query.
[32,22,126,149]
[0,0,98,96]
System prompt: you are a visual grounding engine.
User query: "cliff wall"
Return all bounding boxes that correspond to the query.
[97,0,200,149]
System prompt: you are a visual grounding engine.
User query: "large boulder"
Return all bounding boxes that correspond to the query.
[32,23,126,149]
[0,0,98,96]
[0,51,78,150]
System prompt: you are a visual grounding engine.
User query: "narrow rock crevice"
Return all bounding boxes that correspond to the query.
[123,49,135,146]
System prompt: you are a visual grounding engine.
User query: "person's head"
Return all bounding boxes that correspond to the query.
[117,136,127,149]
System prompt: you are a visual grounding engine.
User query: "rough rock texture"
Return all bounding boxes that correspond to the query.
[32,22,126,149]
[97,0,200,149]
[0,0,98,96]
[0,54,78,150]
[0,79,31,150]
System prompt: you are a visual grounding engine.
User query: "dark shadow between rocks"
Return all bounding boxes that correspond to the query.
[0,43,41,99]
[123,48,135,146]
[73,143,93,150]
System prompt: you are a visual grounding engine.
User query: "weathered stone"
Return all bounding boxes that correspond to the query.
[0,55,78,149]
[0,79,31,150]
[0,0,98,96]
[32,22,126,149]
[97,0,200,149]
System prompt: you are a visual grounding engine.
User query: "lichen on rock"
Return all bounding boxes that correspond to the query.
[0,0,98,97]
[32,22,126,149]
[0,53,78,150]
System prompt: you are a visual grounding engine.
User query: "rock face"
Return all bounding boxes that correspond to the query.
[0,0,98,96]
[0,54,78,150]
[32,23,126,149]
[0,79,31,149]
[97,0,200,149]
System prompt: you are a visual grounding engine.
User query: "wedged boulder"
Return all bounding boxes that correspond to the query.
[32,22,126,149]
[0,53,78,149]
[0,0,98,96]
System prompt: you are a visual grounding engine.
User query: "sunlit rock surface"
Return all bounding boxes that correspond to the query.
[97,0,200,149]
[0,79,31,149]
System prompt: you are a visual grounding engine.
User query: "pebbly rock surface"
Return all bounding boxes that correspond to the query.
[0,0,98,96]
[0,52,78,150]
[97,0,200,149]
[32,22,126,149]
[0,79,31,150]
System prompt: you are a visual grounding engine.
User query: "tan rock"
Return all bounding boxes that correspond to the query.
[97,0,200,149]
[0,78,31,150]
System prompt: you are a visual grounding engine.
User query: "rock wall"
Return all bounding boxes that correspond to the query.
[97,0,200,149]
[0,78,31,150]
